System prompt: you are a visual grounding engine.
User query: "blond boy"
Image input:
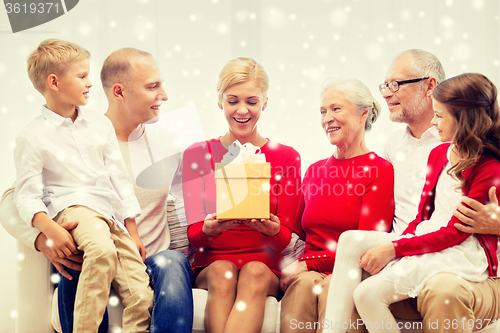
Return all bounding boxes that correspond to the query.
[14,39,153,333]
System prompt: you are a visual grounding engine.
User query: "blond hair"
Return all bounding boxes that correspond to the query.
[27,39,90,93]
[217,57,269,103]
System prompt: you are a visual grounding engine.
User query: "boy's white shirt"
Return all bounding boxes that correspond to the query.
[13,105,141,230]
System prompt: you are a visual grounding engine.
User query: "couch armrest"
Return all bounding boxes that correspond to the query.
[17,242,54,333]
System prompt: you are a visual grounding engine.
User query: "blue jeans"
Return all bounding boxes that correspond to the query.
[58,250,193,333]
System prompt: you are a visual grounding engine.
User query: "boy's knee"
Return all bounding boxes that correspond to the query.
[84,240,117,266]
[129,285,154,314]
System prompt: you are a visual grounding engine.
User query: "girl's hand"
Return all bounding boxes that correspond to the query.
[359,243,395,275]
[244,213,280,236]
[202,213,241,236]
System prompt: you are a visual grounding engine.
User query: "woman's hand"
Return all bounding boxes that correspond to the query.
[280,259,308,292]
[244,213,281,236]
[202,213,241,236]
[359,243,395,275]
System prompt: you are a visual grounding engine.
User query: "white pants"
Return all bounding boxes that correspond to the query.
[323,230,407,333]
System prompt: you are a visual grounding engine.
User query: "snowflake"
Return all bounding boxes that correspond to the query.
[153,254,168,268]
[109,295,120,306]
[312,284,323,295]
[348,269,360,280]
[326,240,337,251]
[217,22,230,35]
[17,253,25,261]
[10,310,18,319]
[471,0,485,10]
[236,301,246,311]
[330,8,348,27]
[79,24,91,35]
[50,274,61,284]
[225,271,233,279]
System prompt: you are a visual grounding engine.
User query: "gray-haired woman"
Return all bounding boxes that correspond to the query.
[279,78,395,333]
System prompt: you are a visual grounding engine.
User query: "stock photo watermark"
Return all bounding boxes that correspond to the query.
[3,0,79,33]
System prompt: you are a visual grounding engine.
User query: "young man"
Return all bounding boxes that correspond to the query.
[14,39,153,333]
[1,47,194,333]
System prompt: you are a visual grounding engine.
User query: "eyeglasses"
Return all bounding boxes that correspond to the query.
[379,77,429,95]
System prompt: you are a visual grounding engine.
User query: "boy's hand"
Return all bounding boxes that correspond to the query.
[44,223,79,258]
[33,212,79,259]
[131,233,147,262]
[124,217,146,262]
[35,222,84,280]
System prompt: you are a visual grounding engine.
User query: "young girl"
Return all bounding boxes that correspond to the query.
[324,73,500,333]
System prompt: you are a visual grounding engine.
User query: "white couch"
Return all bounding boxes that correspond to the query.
[18,240,500,333]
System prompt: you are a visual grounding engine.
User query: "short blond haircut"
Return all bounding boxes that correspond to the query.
[27,39,90,93]
[216,57,269,103]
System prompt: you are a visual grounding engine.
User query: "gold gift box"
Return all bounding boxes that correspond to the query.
[214,162,271,220]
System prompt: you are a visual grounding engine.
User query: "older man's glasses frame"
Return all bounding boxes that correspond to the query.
[379,77,429,95]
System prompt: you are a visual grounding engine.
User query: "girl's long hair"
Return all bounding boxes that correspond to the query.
[432,73,500,188]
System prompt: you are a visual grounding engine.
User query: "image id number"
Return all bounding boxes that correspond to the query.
[5,3,59,14]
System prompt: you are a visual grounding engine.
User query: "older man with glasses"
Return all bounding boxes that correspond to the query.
[345,49,500,333]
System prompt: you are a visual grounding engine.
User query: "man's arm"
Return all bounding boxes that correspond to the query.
[0,187,40,249]
[0,187,82,280]
[453,186,500,236]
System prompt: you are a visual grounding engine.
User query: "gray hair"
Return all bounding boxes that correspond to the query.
[320,78,381,130]
[395,49,446,83]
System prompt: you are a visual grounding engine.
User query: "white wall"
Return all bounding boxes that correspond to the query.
[1,0,500,331]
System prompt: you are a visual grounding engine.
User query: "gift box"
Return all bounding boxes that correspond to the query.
[214,140,270,220]
[215,162,271,220]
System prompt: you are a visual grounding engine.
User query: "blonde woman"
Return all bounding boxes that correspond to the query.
[182,58,301,333]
